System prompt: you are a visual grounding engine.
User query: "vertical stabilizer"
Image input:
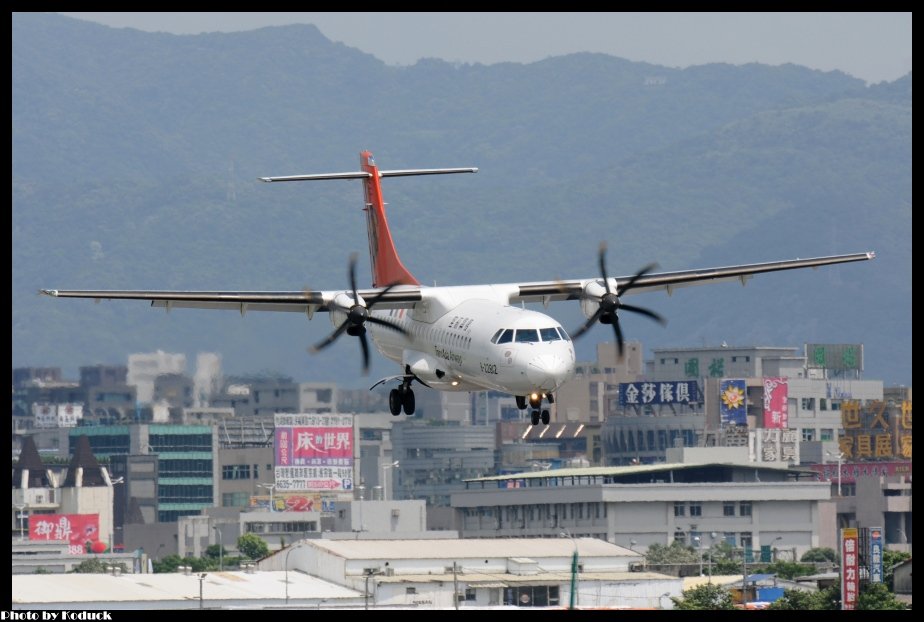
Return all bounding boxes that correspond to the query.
[360,151,420,287]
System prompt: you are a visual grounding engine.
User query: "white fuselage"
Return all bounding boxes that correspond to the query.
[356,286,576,396]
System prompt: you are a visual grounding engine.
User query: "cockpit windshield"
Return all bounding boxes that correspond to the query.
[492,327,571,343]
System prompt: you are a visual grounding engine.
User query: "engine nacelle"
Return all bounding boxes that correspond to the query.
[329,291,365,330]
[580,281,609,319]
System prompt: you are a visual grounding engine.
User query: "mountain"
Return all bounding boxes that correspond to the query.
[12,13,911,386]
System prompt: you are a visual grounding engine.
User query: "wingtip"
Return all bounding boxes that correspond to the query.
[40,289,58,297]
[258,177,272,182]
[868,251,877,260]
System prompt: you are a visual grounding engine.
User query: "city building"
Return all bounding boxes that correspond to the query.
[127,350,187,404]
[391,421,496,509]
[452,461,830,559]
[70,423,218,523]
[259,537,678,609]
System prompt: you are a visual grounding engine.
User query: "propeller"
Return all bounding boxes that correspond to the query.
[571,242,666,355]
[310,253,411,373]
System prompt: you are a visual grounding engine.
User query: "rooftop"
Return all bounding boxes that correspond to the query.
[306,537,636,560]
[12,570,360,607]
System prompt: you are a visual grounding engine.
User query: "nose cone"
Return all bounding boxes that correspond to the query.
[527,355,571,391]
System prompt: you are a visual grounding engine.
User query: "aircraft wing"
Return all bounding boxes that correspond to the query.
[41,252,873,313]
[511,252,875,303]
[39,287,422,314]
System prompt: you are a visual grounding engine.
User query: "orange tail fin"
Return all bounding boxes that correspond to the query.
[260,152,476,288]
[359,151,419,287]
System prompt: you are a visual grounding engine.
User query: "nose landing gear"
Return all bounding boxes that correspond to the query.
[518,392,552,425]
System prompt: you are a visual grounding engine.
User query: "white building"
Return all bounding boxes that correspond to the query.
[260,537,680,609]
[127,350,186,404]
[452,461,830,559]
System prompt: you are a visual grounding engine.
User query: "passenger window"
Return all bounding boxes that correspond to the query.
[515,329,539,343]
[496,329,514,344]
[540,327,561,342]
[490,329,504,344]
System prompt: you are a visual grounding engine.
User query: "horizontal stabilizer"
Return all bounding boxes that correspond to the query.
[260,167,476,183]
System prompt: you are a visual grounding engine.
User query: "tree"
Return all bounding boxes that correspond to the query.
[237,533,269,560]
[800,547,836,563]
[751,560,815,580]
[882,550,911,590]
[646,541,699,565]
[70,559,126,574]
[205,544,227,560]
[152,553,216,573]
[768,589,819,610]
[671,583,735,610]
[856,582,906,610]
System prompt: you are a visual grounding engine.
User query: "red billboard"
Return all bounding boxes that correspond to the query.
[274,414,354,492]
[30,513,100,554]
[762,377,788,429]
[841,528,859,610]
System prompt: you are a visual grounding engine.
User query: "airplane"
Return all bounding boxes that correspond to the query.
[42,151,875,426]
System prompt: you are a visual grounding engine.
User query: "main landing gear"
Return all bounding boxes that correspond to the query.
[517,392,553,425]
[389,378,416,416]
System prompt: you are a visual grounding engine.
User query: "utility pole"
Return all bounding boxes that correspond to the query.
[452,561,459,610]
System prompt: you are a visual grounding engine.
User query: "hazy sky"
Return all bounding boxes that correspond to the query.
[59,12,911,84]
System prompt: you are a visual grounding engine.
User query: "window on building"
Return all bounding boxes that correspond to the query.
[689,503,702,517]
[819,399,827,411]
[801,398,815,410]
[724,532,737,547]
[802,429,816,442]
[406,587,417,595]
[674,502,685,517]
[820,429,835,441]
[465,588,476,601]
[222,464,251,480]
[739,501,752,517]
[740,532,753,550]
[724,502,736,517]
[673,531,686,544]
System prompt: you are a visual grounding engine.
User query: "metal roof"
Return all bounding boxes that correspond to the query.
[465,461,801,483]
[305,537,636,560]
[12,570,360,606]
[377,571,674,585]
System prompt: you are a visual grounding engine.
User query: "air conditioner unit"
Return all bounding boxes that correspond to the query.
[391,509,400,517]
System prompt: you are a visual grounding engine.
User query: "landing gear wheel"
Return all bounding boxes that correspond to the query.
[389,389,402,416]
[516,395,527,410]
[541,410,550,425]
[531,410,540,426]
[402,389,416,415]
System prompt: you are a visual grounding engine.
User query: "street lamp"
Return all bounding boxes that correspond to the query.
[285,542,306,605]
[560,530,579,609]
[109,477,124,552]
[363,568,383,610]
[198,573,207,609]
[708,532,717,581]
[826,451,845,497]
[258,482,278,512]
[692,536,703,576]
[771,536,783,562]
[381,460,399,502]
[356,485,366,532]
[14,503,26,541]
[213,525,223,571]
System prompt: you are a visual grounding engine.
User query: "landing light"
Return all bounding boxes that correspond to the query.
[451,381,459,387]
[530,392,540,401]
